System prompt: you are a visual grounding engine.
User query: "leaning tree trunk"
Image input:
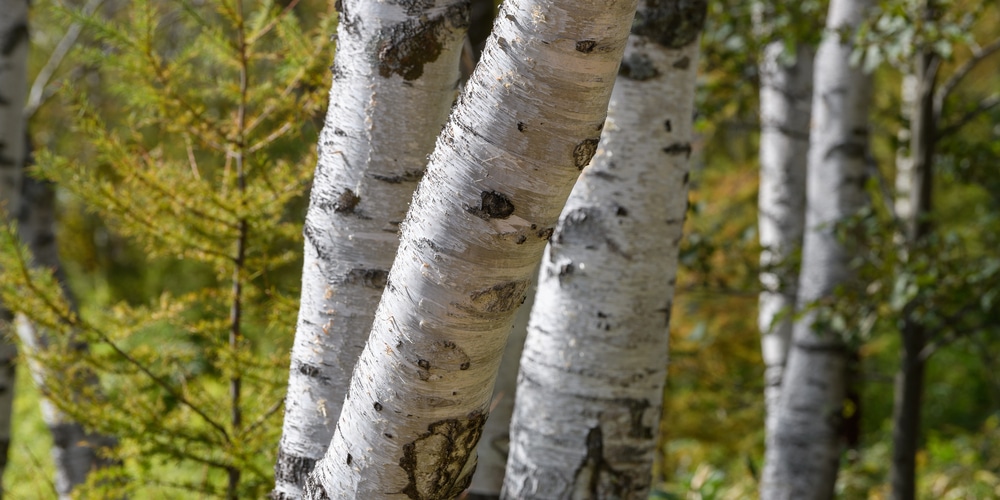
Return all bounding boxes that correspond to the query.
[502,1,705,498]
[0,0,29,490]
[756,39,813,437]
[273,0,470,497]
[760,0,874,497]
[14,143,117,498]
[304,0,640,495]
[889,42,937,500]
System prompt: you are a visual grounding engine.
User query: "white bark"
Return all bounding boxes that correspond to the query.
[756,41,813,436]
[502,1,704,497]
[760,0,874,497]
[274,0,469,497]
[305,0,639,495]
[0,0,29,489]
[467,273,534,498]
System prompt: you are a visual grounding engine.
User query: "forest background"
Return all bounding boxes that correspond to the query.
[0,0,998,498]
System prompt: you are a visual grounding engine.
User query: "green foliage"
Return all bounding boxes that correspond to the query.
[0,0,333,496]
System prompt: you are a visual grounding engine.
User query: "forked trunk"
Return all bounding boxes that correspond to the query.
[760,0,874,497]
[274,0,470,497]
[305,0,639,495]
[502,1,705,498]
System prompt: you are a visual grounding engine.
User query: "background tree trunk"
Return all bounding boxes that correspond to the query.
[760,0,874,497]
[502,1,706,498]
[0,0,29,492]
[274,0,470,497]
[304,0,639,495]
[756,39,813,437]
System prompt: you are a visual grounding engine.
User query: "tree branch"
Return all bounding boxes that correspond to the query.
[938,93,1000,138]
[934,35,1000,113]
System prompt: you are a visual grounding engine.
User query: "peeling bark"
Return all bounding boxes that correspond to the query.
[502,1,704,498]
[760,0,874,497]
[274,0,470,497]
[304,0,639,495]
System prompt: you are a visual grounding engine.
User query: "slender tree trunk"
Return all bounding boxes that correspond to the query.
[305,0,639,495]
[273,0,470,497]
[466,274,534,499]
[757,39,814,438]
[0,0,29,491]
[501,2,705,498]
[889,45,937,500]
[14,142,117,499]
[760,0,874,497]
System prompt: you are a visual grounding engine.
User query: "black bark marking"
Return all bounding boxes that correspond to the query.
[274,449,318,487]
[575,40,597,53]
[334,189,360,213]
[460,362,470,370]
[516,121,526,132]
[664,119,672,132]
[374,402,383,412]
[615,205,629,217]
[467,280,529,314]
[515,234,527,244]
[302,473,332,499]
[369,170,425,183]
[385,433,394,439]
[570,425,634,496]
[632,0,708,48]
[346,453,353,465]
[574,138,601,169]
[333,128,347,136]
[625,399,655,439]
[399,411,488,499]
[343,268,389,288]
[295,362,331,384]
[2,22,28,56]
[397,0,434,16]
[418,359,431,370]
[663,142,693,158]
[618,53,660,81]
[376,4,470,81]
[672,56,691,69]
[467,191,515,220]
[554,207,604,246]
[537,227,554,240]
[682,171,690,184]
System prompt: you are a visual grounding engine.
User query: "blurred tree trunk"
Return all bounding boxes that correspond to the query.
[15,140,117,499]
[304,0,639,495]
[273,0,470,497]
[0,0,29,492]
[760,0,874,497]
[501,2,705,498]
[756,36,813,437]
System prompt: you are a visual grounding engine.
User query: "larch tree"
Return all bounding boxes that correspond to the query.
[273,0,471,496]
[760,0,874,497]
[502,0,706,498]
[754,1,814,438]
[0,0,29,490]
[303,0,641,495]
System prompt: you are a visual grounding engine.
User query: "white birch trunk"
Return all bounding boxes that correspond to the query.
[502,1,705,497]
[760,0,873,497]
[305,0,639,495]
[15,163,117,498]
[756,41,813,436]
[0,0,29,489]
[274,0,470,497]
[466,273,533,499]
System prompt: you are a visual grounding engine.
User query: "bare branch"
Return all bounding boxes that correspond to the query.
[24,0,106,120]
[934,36,1000,112]
[938,93,1000,138]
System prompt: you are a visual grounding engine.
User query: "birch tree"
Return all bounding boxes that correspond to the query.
[754,4,814,437]
[274,0,470,497]
[0,0,29,489]
[502,1,705,498]
[760,0,873,496]
[303,0,640,494]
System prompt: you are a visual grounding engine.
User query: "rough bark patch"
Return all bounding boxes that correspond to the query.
[376,4,470,81]
[575,40,597,53]
[467,280,529,314]
[399,411,487,499]
[369,170,425,183]
[467,191,515,220]
[573,138,601,169]
[334,189,361,213]
[294,361,331,384]
[662,142,693,158]
[632,0,708,49]
[302,473,332,499]
[554,207,604,246]
[274,449,318,488]
[618,53,660,81]
[343,268,390,288]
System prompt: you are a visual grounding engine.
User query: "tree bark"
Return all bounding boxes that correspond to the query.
[760,0,874,497]
[889,45,937,500]
[0,0,29,492]
[501,1,705,498]
[756,39,813,437]
[304,0,639,495]
[274,0,470,497]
